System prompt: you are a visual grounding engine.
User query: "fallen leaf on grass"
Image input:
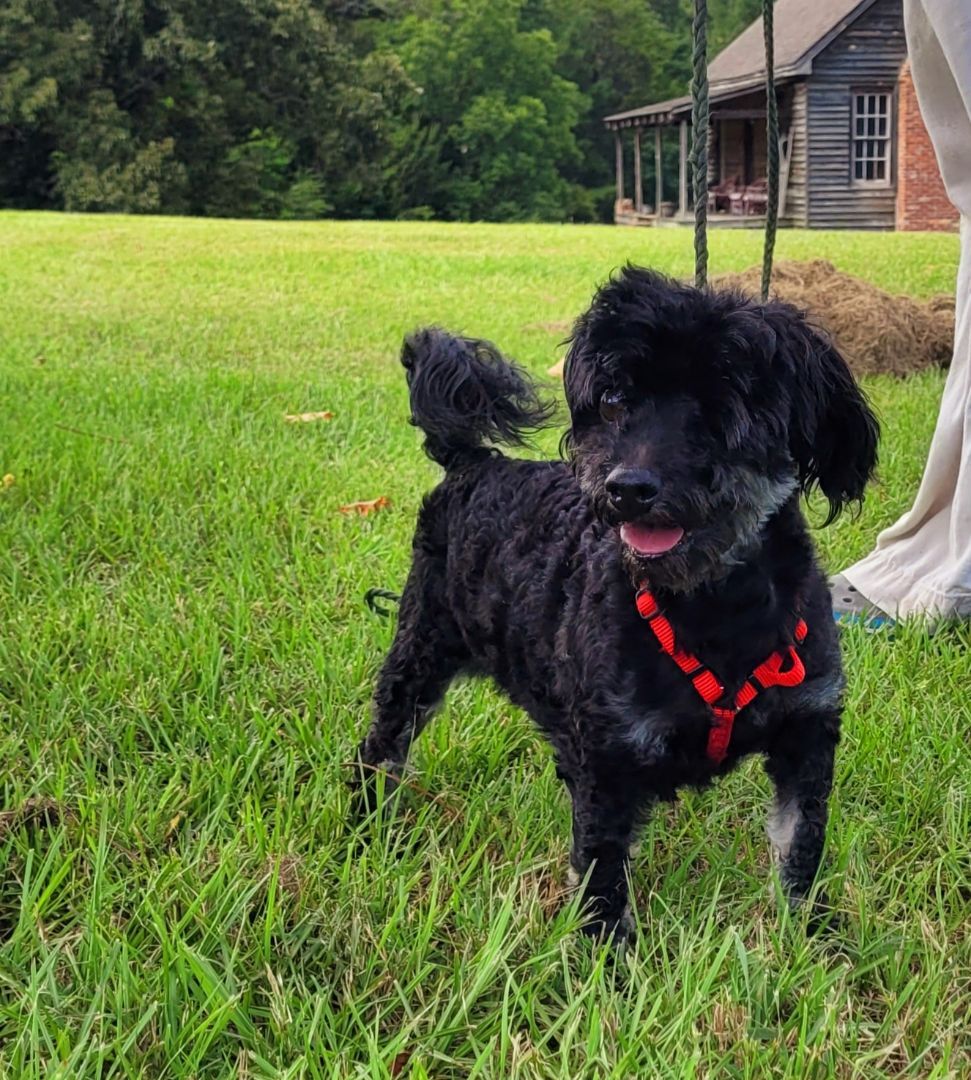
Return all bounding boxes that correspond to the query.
[164,811,185,841]
[389,1051,412,1077]
[547,357,565,378]
[339,496,391,515]
[284,411,334,423]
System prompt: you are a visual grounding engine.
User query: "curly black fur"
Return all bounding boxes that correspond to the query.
[355,267,879,943]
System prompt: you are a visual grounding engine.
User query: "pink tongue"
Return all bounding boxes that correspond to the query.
[620,523,685,556]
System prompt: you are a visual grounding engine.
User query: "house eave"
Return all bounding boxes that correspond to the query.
[603,69,808,129]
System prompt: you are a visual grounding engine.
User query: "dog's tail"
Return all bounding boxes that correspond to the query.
[401,328,554,469]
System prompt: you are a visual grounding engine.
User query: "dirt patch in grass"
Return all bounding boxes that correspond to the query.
[715,259,955,377]
[0,796,73,838]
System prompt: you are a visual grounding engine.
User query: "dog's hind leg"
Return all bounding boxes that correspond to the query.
[764,715,839,927]
[355,557,467,804]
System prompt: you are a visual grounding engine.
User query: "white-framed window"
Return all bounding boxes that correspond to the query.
[851,90,892,184]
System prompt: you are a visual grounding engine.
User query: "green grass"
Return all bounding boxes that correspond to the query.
[0,212,968,1078]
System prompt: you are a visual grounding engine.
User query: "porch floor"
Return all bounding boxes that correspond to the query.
[615,210,769,228]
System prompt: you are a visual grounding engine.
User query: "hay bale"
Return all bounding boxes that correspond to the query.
[715,259,954,377]
[543,260,954,381]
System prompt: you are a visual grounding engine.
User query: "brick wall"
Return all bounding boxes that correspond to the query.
[896,59,959,231]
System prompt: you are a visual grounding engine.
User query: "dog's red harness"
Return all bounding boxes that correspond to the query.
[635,587,808,765]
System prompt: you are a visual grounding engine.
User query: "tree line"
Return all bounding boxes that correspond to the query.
[0,0,760,222]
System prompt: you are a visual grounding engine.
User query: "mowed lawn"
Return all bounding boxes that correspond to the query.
[0,212,968,1078]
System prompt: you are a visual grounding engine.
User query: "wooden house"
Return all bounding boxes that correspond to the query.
[604,0,957,230]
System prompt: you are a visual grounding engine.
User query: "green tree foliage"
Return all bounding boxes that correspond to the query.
[377,0,585,220]
[544,0,684,219]
[0,0,766,221]
[710,0,764,52]
[0,0,410,215]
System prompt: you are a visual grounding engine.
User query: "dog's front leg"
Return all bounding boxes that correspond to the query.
[764,716,839,925]
[567,767,644,943]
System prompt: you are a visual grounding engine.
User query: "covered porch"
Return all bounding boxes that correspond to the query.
[605,85,793,227]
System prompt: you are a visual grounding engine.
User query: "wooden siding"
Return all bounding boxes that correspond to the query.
[707,87,770,187]
[720,119,746,182]
[806,0,907,228]
[718,119,767,184]
[709,83,806,225]
[781,83,809,226]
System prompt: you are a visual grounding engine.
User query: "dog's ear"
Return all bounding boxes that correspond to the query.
[764,303,879,523]
[562,324,598,419]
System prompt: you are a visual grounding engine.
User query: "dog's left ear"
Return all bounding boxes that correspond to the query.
[764,303,879,523]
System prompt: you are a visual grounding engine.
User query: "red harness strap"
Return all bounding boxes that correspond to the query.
[635,588,808,765]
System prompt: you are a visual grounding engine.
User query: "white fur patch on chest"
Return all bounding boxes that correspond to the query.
[619,709,670,763]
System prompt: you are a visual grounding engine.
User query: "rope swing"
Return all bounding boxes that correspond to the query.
[690,0,709,289]
[690,0,780,300]
[761,0,779,301]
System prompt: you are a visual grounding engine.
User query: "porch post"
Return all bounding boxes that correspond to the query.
[633,129,643,212]
[678,120,689,217]
[614,131,624,202]
[654,126,663,215]
[779,129,792,218]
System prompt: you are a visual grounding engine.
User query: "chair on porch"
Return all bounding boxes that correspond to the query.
[707,175,741,214]
[742,178,768,216]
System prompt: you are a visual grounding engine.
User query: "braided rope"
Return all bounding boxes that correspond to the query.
[690,0,709,288]
[761,0,779,301]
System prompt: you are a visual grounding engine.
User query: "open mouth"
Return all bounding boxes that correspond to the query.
[619,522,685,558]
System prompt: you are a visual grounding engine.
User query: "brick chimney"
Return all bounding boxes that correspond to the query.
[896,59,959,232]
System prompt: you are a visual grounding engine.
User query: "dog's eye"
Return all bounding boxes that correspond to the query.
[599,390,626,423]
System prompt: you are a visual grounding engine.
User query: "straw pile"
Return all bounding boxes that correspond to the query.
[715,259,954,377]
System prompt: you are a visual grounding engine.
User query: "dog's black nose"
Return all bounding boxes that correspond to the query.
[605,468,661,516]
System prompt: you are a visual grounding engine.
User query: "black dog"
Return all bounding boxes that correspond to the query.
[356,267,878,942]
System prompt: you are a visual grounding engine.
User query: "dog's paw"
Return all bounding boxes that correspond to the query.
[580,905,635,948]
[346,754,405,821]
[804,894,843,937]
[780,887,842,937]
